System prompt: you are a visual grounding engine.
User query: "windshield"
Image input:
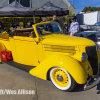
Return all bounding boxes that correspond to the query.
[36,23,62,35]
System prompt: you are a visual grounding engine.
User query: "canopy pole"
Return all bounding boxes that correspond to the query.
[33,15,36,24]
[68,15,69,29]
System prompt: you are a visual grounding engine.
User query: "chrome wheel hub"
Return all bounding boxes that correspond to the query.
[57,74,63,82]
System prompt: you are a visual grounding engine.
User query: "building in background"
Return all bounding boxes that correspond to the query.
[0,0,75,14]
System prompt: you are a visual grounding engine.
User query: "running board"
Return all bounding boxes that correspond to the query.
[1,60,36,73]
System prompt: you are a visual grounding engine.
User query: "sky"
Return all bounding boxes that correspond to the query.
[68,0,100,14]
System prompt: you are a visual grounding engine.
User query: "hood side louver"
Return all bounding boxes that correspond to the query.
[43,45,77,54]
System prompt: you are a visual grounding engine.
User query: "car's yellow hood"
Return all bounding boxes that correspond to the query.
[42,34,95,46]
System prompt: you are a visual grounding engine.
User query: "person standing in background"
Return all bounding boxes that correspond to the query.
[26,19,34,28]
[0,20,5,33]
[51,15,61,26]
[63,24,68,34]
[14,22,20,29]
[42,18,46,22]
[69,16,79,36]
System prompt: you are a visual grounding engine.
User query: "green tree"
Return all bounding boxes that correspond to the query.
[82,7,88,12]
[82,6,100,12]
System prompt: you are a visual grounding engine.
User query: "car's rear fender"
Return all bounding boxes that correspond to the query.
[0,42,6,62]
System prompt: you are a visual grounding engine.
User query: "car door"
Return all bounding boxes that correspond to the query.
[13,34,39,66]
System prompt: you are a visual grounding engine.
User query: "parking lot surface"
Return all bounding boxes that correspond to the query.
[0,63,100,100]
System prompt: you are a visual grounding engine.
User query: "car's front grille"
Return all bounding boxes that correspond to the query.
[86,46,98,75]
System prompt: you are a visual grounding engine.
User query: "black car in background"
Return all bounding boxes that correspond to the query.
[78,31,100,51]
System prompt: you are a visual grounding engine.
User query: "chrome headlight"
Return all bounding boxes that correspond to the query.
[81,53,88,62]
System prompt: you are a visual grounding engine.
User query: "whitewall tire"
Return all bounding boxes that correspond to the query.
[50,67,76,91]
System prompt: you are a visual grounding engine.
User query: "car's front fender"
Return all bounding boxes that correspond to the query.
[29,54,87,84]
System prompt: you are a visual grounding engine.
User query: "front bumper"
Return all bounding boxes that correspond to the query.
[84,76,100,90]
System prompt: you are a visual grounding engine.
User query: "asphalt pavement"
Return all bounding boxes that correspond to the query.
[0,63,100,100]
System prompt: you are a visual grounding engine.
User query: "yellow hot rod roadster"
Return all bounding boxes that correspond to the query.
[0,21,100,92]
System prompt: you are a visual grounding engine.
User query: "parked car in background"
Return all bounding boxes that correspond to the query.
[93,22,100,26]
[78,31,100,51]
